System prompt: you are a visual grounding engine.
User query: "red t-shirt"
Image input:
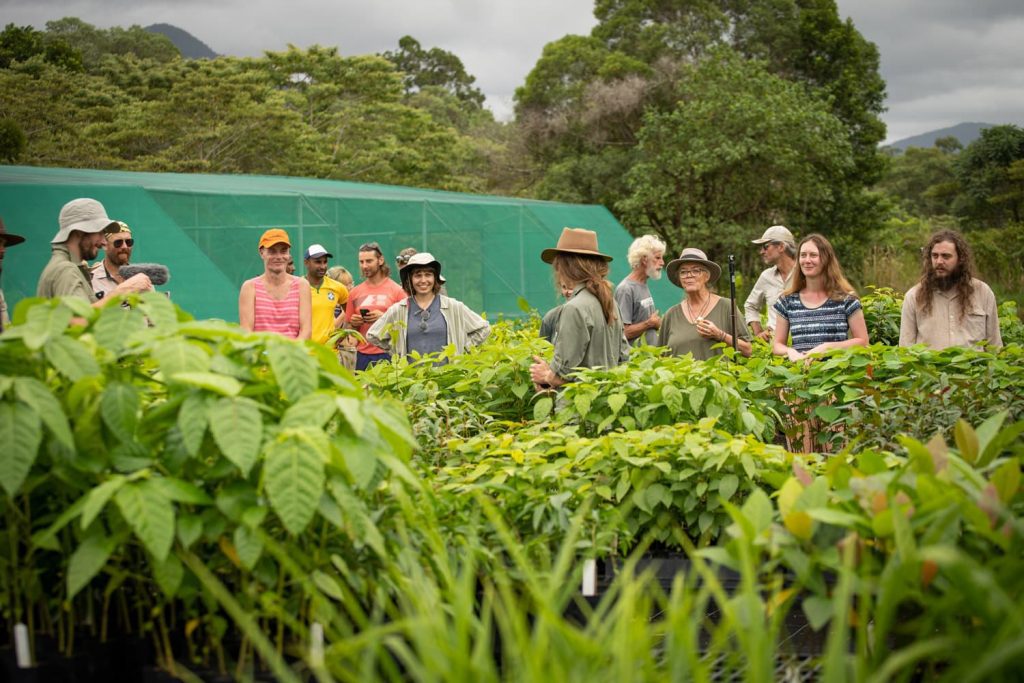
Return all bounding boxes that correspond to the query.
[346,279,406,354]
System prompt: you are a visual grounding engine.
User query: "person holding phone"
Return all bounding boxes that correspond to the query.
[345,242,406,370]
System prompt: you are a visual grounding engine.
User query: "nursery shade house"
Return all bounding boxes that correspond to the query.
[0,166,662,321]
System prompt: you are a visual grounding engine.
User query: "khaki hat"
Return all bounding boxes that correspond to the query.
[51,198,119,244]
[667,248,722,287]
[258,228,291,249]
[400,252,446,283]
[0,217,26,246]
[751,225,795,247]
[541,227,612,263]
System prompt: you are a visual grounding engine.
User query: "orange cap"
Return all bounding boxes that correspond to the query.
[258,228,291,249]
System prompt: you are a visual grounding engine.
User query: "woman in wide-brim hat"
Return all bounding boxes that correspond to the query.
[658,247,751,359]
[530,227,629,391]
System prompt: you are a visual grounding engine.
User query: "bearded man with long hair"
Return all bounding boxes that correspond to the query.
[899,230,1002,350]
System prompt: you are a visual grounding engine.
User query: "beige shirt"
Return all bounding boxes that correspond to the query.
[90,261,121,299]
[37,244,97,301]
[743,265,788,331]
[899,279,1002,350]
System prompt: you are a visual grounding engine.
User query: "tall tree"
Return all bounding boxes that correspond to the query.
[954,125,1024,227]
[382,36,485,108]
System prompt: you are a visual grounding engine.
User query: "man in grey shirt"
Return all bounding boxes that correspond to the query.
[614,234,665,346]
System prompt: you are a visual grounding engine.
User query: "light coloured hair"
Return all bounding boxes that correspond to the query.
[552,254,617,324]
[627,235,666,270]
[326,266,354,288]
[784,233,857,300]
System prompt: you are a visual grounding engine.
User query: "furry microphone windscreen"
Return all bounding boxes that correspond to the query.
[119,263,170,285]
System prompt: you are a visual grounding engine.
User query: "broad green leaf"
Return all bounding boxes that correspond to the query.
[177,514,203,549]
[177,393,210,457]
[814,405,841,423]
[44,336,100,381]
[282,391,337,429]
[264,432,325,535]
[372,403,417,460]
[954,419,979,464]
[784,511,814,540]
[22,302,73,350]
[268,339,318,402]
[14,378,73,449]
[150,553,184,598]
[688,387,707,413]
[233,525,263,570]
[101,382,140,441]
[806,508,863,527]
[740,488,773,535]
[534,396,553,421]
[169,371,242,396]
[573,393,591,418]
[93,306,146,352]
[336,435,379,489]
[991,459,1020,505]
[312,570,344,601]
[976,411,1010,466]
[209,397,263,476]
[115,481,175,562]
[329,479,385,556]
[81,475,128,529]
[0,402,42,496]
[802,595,833,631]
[335,396,366,435]
[662,384,682,414]
[137,292,178,329]
[607,393,627,414]
[67,532,118,598]
[718,473,739,502]
[153,338,210,377]
[149,477,213,505]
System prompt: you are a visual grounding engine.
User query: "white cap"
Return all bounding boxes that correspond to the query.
[751,225,795,247]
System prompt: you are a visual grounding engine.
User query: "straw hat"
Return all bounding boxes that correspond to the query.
[666,248,722,287]
[541,227,612,263]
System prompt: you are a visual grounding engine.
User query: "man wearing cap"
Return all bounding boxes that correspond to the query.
[239,229,311,339]
[615,234,666,346]
[744,225,797,342]
[90,221,135,300]
[345,241,406,370]
[303,243,349,346]
[37,198,152,304]
[0,217,27,332]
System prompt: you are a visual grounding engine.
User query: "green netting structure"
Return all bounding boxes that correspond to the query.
[0,166,677,322]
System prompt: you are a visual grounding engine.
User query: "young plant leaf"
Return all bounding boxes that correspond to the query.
[150,552,184,598]
[101,382,140,441]
[67,531,118,599]
[14,378,73,449]
[209,396,263,476]
[81,475,128,529]
[153,338,210,377]
[263,432,326,536]
[0,401,42,496]
[177,393,210,457]
[44,336,100,381]
[115,481,175,562]
[267,339,318,402]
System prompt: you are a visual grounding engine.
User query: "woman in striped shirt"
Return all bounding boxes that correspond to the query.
[772,233,868,361]
[238,228,312,340]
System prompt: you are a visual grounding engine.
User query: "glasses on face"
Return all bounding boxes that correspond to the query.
[758,242,778,251]
[359,242,382,255]
[111,238,134,248]
[679,269,705,279]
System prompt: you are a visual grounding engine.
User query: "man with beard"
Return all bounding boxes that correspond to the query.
[90,221,134,299]
[0,217,27,332]
[614,235,665,346]
[37,198,152,304]
[745,225,797,342]
[303,243,349,346]
[899,230,1002,350]
[344,241,406,370]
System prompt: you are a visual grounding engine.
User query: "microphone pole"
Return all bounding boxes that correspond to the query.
[728,255,737,353]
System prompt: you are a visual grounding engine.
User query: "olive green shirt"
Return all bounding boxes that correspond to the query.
[37,244,97,301]
[658,298,750,360]
[550,286,629,380]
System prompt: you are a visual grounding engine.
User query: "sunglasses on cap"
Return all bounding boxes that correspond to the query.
[111,238,134,248]
[359,242,383,255]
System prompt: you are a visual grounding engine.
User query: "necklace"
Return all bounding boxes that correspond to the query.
[685,294,712,323]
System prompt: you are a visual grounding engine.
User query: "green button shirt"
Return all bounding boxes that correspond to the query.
[549,286,629,380]
[36,244,97,301]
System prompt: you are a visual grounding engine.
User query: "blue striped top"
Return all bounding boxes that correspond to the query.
[773,293,861,352]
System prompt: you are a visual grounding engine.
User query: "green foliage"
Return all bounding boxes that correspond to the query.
[955,124,1024,227]
[383,35,485,107]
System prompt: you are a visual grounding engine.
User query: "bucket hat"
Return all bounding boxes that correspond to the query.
[666,248,722,287]
[400,251,446,284]
[541,227,612,263]
[51,198,119,244]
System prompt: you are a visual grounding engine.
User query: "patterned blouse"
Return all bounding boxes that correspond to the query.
[773,293,861,353]
[250,276,303,339]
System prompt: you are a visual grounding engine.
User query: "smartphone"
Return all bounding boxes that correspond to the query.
[359,308,370,317]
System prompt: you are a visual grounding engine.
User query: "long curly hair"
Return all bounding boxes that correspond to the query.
[916,230,976,320]
[552,253,617,324]
[783,233,857,300]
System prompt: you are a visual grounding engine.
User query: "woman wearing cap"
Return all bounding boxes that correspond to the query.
[659,248,751,359]
[529,228,630,391]
[366,252,490,362]
[772,233,868,361]
[238,228,312,340]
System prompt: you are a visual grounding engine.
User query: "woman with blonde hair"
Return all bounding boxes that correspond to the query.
[530,228,629,390]
[772,233,869,360]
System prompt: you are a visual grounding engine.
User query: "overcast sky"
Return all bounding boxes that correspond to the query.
[5,0,1024,143]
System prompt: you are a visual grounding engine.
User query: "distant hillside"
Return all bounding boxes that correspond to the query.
[887,122,995,151]
[145,23,218,59]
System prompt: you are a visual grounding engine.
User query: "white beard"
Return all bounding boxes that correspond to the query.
[646,264,662,280]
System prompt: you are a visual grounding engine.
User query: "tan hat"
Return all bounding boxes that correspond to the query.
[0,217,26,246]
[541,227,612,263]
[751,225,795,247]
[667,248,722,287]
[51,198,119,244]
[400,251,446,283]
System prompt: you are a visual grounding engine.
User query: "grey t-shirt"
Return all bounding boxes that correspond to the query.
[614,277,657,346]
[405,295,448,361]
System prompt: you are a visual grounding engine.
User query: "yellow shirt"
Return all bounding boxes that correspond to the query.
[309,276,349,345]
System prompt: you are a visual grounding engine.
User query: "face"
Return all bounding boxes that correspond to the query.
[105,231,133,266]
[261,243,291,273]
[645,251,665,280]
[306,255,329,279]
[358,250,384,279]
[81,231,106,261]
[930,240,960,279]
[799,241,822,278]
[410,267,436,294]
[678,266,708,293]
[759,241,784,265]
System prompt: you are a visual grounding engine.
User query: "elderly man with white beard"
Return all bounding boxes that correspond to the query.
[614,234,666,346]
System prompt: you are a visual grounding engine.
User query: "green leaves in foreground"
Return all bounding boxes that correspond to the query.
[263,429,327,536]
[0,401,42,496]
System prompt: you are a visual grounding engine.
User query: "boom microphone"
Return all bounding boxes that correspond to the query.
[119,263,170,286]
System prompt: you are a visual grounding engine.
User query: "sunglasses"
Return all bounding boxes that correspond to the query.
[416,308,430,333]
[111,238,134,248]
[359,242,383,255]
[758,242,779,251]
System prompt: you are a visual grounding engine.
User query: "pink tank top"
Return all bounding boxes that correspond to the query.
[251,276,302,338]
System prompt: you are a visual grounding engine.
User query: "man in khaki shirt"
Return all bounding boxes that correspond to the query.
[744,225,796,341]
[899,230,1002,350]
[90,221,135,300]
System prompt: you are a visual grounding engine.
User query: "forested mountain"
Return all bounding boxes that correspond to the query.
[145,23,217,59]
[888,122,995,151]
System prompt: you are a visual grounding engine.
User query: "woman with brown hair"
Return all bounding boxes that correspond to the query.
[530,228,630,390]
[772,233,868,361]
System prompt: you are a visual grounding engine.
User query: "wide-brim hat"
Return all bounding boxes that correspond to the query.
[752,224,795,247]
[400,251,446,283]
[0,217,26,246]
[666,248,722,287]
[541,227,612,263]
[51,198,119,244]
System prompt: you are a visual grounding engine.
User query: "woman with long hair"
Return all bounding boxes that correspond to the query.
[772,233,868,361]
[530,228,629,390]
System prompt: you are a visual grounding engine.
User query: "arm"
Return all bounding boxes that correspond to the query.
[806,309,869,355]
[898,290,917,347]
[297,280,312,341]
[238,280,255,331]
[772,317,804,361]
[744,273,772,341]
[623,315,659,341]
[346,295,364,327]
[984,287,1003,348]
[366,303,402,353]
[333,285,349,329]
[699,313,753,358]
[459,304,491,349]
[93,273,154,308]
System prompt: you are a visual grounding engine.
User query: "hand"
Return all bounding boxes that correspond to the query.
[529,355,553,388]
[756,329,773,342]
[695,318,719,340]
[806,343,831,356]
[647,311,661,330]
[786,347,806,362]
[349,313,364,326]
[365,310,383,323]
[113,273,153,294]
